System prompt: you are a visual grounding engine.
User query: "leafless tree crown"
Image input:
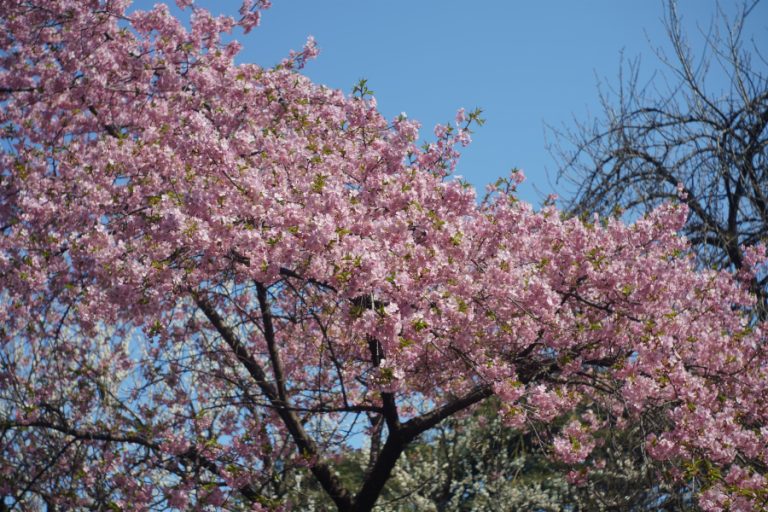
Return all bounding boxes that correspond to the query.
[553,0,767,311]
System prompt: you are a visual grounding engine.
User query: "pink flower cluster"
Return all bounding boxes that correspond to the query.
[1,1,766,510]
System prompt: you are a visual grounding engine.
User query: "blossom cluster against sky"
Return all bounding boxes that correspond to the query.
[131,0,768,205]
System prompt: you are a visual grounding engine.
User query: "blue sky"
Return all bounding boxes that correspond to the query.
[131,1,768,205]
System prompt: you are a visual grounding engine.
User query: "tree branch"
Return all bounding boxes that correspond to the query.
[193,292,355,512]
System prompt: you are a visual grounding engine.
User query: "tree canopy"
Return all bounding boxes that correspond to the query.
[1,1,767,510]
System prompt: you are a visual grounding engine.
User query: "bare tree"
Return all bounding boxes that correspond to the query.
[553,0,768,315]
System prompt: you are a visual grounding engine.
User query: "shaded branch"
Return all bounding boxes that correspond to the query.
[193,291,355,512]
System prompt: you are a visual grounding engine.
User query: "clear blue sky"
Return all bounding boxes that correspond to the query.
[131,1,768,205]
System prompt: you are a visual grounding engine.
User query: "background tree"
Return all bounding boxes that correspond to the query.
[283,399,585,511]
[283,401,699,511]
[1,1,767,511]
[553,0,768,316]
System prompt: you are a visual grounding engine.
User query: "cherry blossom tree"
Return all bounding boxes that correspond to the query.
[1,1,766,511]
[402,3,768,509]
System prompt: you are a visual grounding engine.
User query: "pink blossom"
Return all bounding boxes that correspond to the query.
[1,2,766,510]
